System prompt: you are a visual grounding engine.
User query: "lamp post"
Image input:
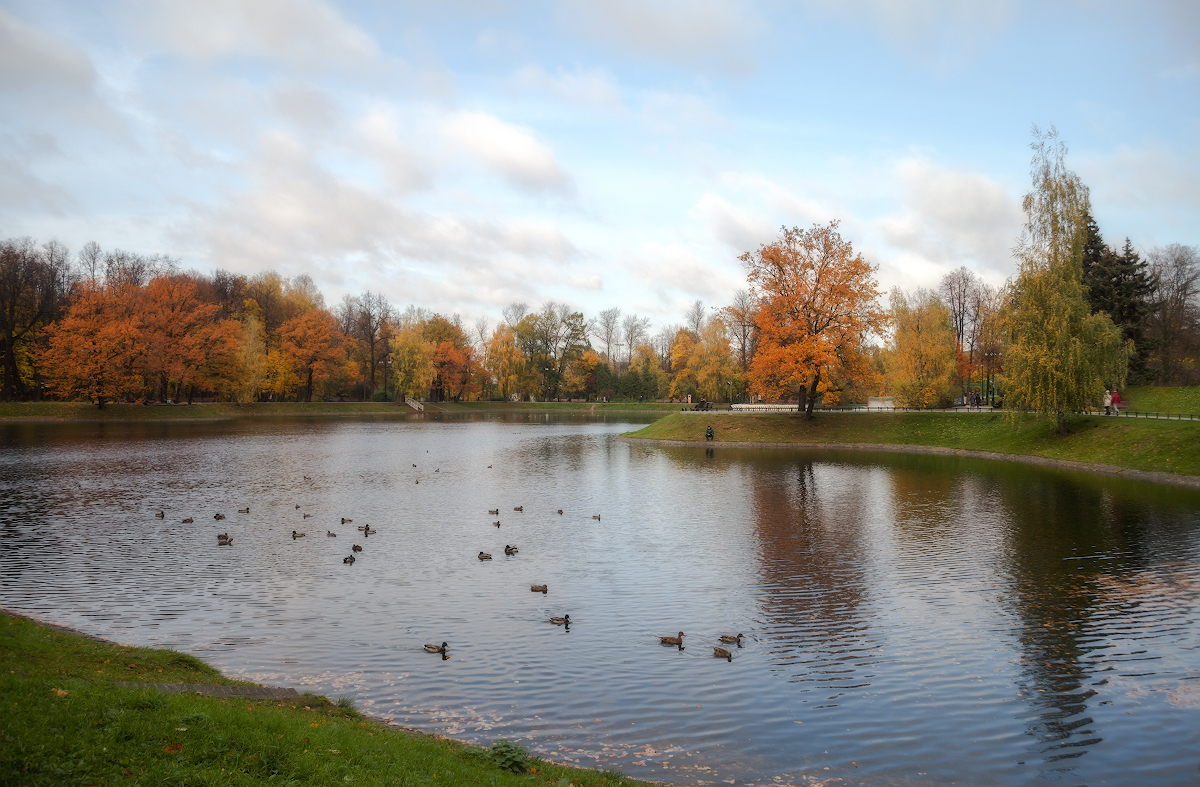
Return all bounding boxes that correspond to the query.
[543,366,550,403]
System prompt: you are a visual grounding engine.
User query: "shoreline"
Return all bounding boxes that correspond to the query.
[620,435,1200,489]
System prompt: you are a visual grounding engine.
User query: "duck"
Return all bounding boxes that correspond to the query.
[292,530,305,539]
[488,509,499,515]
[302,513,312,519]
[412,464,417,467]
[718,633,744,644]
[181,517,193,523]
[513,506,523,512]
[303,475,312,481]
[356,525,368,531]
[154,510,165,518]
[214,513,226,520]
[295,504,300,509]
[351,544,363,552]
[363,529,376,535]
[493,521,501,528]
[659,632,685,646]
[530,584,548,594]
[504,544,518,555]
[217,537,233,546]
[343,555,355,564]
[341,518,353,524]
[327,531,336,537]
[487,465,492,468]
[435,468,439,473]
[478,552,492,560]
[592,515,601,520]
[557,509,563,515]
[713,647,733,662]
[216,532,229,540]
[237,507,249,514]
[549,614,570,625]
[424,642,448,654]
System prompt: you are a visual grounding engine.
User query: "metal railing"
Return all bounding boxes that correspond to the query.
[681,404,1199,421]
[405,397,424,411]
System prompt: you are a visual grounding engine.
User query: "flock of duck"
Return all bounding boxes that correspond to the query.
[428,505,743,663]
[164,485,744,663]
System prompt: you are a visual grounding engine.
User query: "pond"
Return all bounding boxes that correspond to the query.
[2,414,1199,786]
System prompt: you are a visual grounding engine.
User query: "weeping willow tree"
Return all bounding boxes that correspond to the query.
[1001,127,1132,435]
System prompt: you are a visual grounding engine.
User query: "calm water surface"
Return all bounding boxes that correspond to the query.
[2,414,1199,786]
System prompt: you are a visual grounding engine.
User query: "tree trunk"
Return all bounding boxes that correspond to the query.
[306,367,314,402]
[96,395,106,410]
[804,371,821,419]
[1057,409,1068,435]
[796,385,806,414]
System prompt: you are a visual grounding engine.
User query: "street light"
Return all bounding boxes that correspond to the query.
[543,366,550,403]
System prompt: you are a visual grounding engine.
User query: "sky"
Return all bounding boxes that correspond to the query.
[1,0,1197,331]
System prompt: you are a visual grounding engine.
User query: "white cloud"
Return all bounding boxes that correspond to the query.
[1080,144,1200,217]
[271,82,340,134]
[801,0,1016,70]
[441,110,573,193]
[556,0,763,73]
[177,132,582,309]
[874,157,1022,278]
[698,192,776,253]
[625,240,741,302]
[128,0,378,69]
[354,109,430,194]
[0,8,95,92]
[513,65,623,112]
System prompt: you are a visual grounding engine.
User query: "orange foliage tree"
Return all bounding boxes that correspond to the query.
[38,284,144,408]
[279,309,345,401]
[141,276,222,402]
[741,221,887,417]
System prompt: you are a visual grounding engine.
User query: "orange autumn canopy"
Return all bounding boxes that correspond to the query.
[741,221,887,416]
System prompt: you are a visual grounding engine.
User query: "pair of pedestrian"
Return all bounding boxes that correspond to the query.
[1103,389,1123,415]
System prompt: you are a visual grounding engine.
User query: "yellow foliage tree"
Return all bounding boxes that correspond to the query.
[1000,127,1132,434]
[391,325,436,400]
[888,288,957,408]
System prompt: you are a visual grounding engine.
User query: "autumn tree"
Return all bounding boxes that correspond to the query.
[741,221,887,417]
[485,324,524,401]
[39,283,144,408]
[279,308,345,401]
[1000,127,1131,434]
[141,275,221,402]
[723,289,756,374]
[1144,244,1199,384]
[888,288,957,408]
[391,324,436,400]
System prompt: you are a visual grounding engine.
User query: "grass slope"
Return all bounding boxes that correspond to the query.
[1,612,644,787]
[628,411,1200,477]
[1123,385,1200,415]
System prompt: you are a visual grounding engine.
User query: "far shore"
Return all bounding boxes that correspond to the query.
[624,411,1200,485]
[0,400,684,422]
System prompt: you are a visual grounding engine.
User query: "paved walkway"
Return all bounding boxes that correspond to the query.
[114,682,301,699]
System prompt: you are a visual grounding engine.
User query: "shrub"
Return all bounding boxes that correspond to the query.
[489,739,530,773]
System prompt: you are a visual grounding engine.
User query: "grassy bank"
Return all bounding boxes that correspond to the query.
[430,401,683,413]
[628,411,1200,478]
[1123,385,1200,415]
[1,612,644,787]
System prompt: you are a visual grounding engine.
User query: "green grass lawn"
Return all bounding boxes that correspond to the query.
[1,612,645,787]
[1122,385,1200,415]
[628,411,1200,477]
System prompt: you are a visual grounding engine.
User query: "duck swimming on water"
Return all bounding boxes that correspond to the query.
[713,647,733,662]
[718,633,744,644]
[424,641,447,654]
[659,632,684,647]
[549,614,570,625]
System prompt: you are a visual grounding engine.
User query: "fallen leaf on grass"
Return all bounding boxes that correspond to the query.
[52,688,68,698]
[163,744,183,753]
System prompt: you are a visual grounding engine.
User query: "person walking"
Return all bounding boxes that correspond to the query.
[1103,389,1113,416]
[1111,389,1122,415]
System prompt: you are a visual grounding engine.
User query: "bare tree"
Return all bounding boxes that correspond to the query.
[685,299,706,335]
[621,313,651,366]
[1147,244,1200,383]
[77,241,102,283]
[502,301,528,327]
[592,307,622,368]
[358,291,395,398]
[939,266,979,350]
[335,294,360,337]
[472,316,490,352]
[654,324,679,370]
[723,289,756,371]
